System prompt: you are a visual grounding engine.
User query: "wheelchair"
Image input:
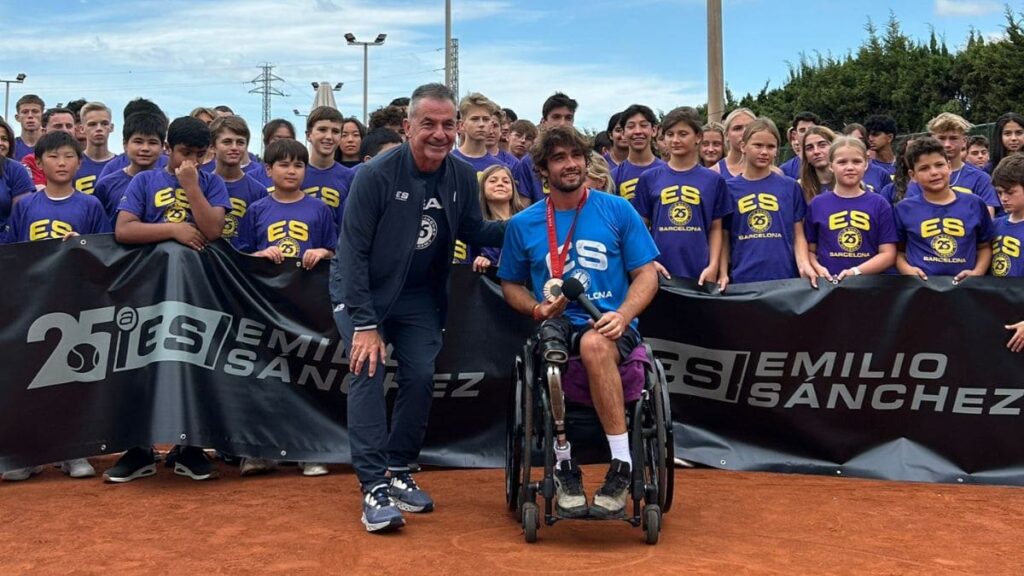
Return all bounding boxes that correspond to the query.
[504,328,675,545]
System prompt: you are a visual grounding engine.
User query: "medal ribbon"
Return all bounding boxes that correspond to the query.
[546,190,588,279]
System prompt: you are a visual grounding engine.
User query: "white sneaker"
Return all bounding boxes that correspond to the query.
[301,462,329,477]
[2,466,44,481]
[240,457,277,476]
[60,458,96,478]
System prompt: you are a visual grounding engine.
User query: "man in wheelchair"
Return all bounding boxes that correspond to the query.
[498,125,659,519]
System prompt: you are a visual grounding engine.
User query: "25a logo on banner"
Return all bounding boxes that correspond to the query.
[25,302,232,389]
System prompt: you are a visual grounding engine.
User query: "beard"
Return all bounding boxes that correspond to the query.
[548,171,583,194]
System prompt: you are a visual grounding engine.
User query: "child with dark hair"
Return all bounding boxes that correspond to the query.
[107,116,231,483]
[633,107,730,287]
[894,137,993,282]
[865,114,899,177]
[989,154,1024,278]
[611,104,665,201]
[507,119,537,161]
[0,119,35,234]
[966,135,990,170]
[2,131,109,481]
[234,138,336,476]
[357,127,403,165]
[7,132,110,242]
[93,113,166,221]
[262,118,296,149]
[987,112,1024,174]
[98,99,170,180]
[337,117,366,168]
[779,111,821,179]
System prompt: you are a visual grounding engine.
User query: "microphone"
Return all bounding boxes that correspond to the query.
[561,277,603,321]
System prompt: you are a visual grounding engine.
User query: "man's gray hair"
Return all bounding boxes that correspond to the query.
[408,83,457,119]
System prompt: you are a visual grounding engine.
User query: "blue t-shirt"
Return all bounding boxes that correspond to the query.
[93,168,135,225]
[498,190,659,330]
[222,174,269,250]
[240,194,337,257]
[495,149,520,169]
[904,164,1000,210]
[243,159,272,190]
[13,137,34,162]
[301,161,352,227]
[894,193,995,276]
[74,154,117,195]
[513,154,546,203]
[716,158,740,180]
[613,158,666,201]
[780,156,801,180]
[863,162,893,194]
[450,148,505,181]
[1,157,35,232]
[870,158,897,179]
[725,172,807,283]
[991,216,1024,277]
[6,190,111,243]
[633,163,732,279]
[98,153,169,180]
[804,191,898,275]
[118,168,232,224]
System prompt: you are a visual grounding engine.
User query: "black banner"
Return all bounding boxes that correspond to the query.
[651,276,1024,485]
[2,237,1024,485]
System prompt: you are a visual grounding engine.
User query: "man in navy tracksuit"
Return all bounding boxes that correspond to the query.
[332,83,505,533]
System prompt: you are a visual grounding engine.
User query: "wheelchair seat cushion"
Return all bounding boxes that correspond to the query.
[561,345,650,406]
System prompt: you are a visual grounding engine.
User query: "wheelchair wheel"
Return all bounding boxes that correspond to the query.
[505,356,525,514]
[654,359,675,513]
[522,502,539,543]
[643,504,661,545]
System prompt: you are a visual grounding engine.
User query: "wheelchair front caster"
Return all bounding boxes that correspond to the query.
[643,504,661,545]
[522,502,539,543]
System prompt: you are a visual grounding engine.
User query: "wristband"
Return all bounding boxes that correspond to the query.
[532,302,543,321]
[852,267,862,276]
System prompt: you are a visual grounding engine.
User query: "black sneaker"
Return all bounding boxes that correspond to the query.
[590,459,631,519]
[173,446,217,481]
[103,447,157,483]
[554,459,588,518]
[388,471,434,513]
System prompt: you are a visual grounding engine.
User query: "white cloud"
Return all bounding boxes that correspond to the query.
[935,0,1001,17]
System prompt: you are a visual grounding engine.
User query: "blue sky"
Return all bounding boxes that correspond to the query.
[0,0,1012,152]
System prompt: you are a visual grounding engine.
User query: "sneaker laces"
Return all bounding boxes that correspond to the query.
[599,463,630,495]
[391,472,420,492]
[366,484,393,508]
[556,464,583,492]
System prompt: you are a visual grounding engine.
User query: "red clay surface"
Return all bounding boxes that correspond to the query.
[2,456,1022,575]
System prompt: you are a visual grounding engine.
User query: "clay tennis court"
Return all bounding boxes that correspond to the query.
[2,457,1021,575]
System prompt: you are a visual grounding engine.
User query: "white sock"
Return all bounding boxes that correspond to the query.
[606,433,631,467]
[554,441,572,469]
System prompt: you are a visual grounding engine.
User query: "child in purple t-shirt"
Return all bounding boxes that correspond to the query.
[992,155,1024,351]
[1,131,108,482]
[722,119,812,289]
[6,132,111,243]
[804,136,898,281]
[632,107,730,288]
[894,138,993,282]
